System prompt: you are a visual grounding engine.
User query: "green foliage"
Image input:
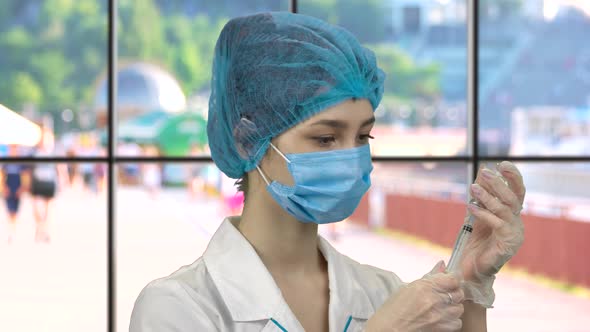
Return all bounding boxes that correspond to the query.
[0,27,33,71]
[161,14,224,94]
[0,0,439,124]
[118,0,166,60]
[1,72,43,107]
[371,44,441,100]
[0,0,107,113]
[299,0,441,100]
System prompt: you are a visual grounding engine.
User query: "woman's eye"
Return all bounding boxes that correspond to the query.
[359,134,375,143]
[315,136,336,146]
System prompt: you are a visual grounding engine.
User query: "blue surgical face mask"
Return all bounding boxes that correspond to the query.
[256,143,373,224]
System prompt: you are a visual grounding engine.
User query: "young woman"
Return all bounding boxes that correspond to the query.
[130,12,525,331]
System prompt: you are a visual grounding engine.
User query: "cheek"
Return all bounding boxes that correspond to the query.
[259,149,295,186]
[273,162,295,186]
[269,158,294,186]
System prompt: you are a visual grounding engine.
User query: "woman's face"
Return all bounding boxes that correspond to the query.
[257,98,374,187]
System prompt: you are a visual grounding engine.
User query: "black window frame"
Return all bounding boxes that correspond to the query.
[1,1,589,331]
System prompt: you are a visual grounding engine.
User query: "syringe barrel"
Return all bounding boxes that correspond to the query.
[446,222,473,273]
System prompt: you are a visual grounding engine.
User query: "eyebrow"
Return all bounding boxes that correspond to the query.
[310,116,375,129]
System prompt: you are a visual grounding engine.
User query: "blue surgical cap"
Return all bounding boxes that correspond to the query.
[207,12,385,179]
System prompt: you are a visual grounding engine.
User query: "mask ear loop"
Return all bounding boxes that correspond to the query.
[256,165,271,186]
[255,143,290,186]
[269,143,290,163]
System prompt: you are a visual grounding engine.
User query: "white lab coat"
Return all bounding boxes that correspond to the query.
[130,217,405,331]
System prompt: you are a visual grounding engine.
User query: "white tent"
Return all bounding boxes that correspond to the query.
[0,104,41,146]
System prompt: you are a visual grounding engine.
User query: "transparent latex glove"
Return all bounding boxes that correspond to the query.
[459,161,526,308]
[365,261,465,332]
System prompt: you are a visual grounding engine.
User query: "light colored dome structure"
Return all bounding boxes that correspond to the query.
[94,62,187,122]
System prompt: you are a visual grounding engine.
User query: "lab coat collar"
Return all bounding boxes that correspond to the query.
[203,218,375,322]
[318,236,375,320]
[203,218,281,322]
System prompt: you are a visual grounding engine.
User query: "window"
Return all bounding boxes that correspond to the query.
[300,0,469,157]
[2,1,589,331]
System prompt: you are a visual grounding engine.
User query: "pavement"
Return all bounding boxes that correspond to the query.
[1,184,589,332]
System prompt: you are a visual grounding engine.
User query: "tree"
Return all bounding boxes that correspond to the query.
[0,0,439,128]
[118,0,166,60]
[0,72,43,108]
[162,14,224,94]
[371,45,441,101]
[0,0,106,114]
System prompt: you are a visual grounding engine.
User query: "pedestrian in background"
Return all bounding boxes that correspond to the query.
[1,145,29,244]
[30,130,65,243]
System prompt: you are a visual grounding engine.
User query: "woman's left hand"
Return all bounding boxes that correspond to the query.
[458,161,526,307]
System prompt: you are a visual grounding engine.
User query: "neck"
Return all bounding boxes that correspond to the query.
[238,192,324,276]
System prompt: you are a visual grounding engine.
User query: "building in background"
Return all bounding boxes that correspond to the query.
[93,62,187,125]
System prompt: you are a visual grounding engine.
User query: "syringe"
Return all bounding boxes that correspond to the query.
[446,198,482,273]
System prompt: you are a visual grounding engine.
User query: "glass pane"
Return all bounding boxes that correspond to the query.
[353,161,590,330]
[343,162,469,279]
[116,161,468,328]
[479,2,590,156]
[299,0,468,156]
[478,162,590,220]
[116,162,225,331]
[114,0,289,157]
[117,160,590,330]
[0,1,108,158]
[0,162,108,331]
[476,162,590,330]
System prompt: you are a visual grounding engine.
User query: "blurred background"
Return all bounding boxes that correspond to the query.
[1,0,589,331]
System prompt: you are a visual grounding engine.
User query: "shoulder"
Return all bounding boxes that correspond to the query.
[130,258,225,331]
[340,253,406,304]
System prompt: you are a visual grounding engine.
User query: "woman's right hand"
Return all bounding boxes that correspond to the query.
[365,261,465,332]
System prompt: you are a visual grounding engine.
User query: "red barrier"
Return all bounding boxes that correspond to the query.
[351,193,590,288]
[349,193,369,225]
[384,194,465,247]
